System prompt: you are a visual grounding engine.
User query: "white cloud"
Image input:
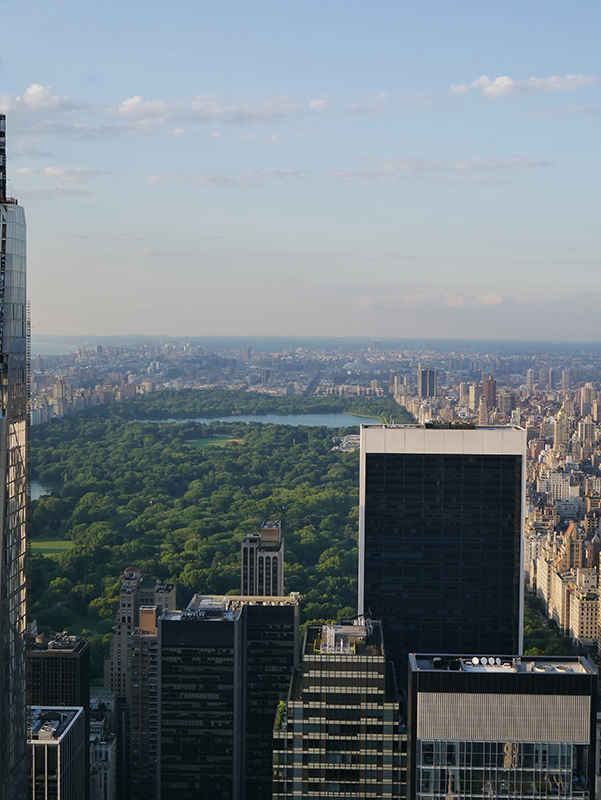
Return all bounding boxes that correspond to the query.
[346,93,388,115]
[330,156,551,184]
[0,84,78,113]
[450,73,598,99]
[531,104,600,119]
[11,166,110,183]
[112,95,171,120]
[235,134,279,143]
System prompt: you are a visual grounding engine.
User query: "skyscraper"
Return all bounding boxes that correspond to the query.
[0,113,29,800]
[273,618,405,799]
[28,707,86,800]
[359,424,526,684]
[417,364,436,398]
[408,653,597,800]
[241,519,285,596]
[158,593,299,800]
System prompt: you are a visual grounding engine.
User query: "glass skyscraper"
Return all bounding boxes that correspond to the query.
[359,424,525,685]
[0,113,29,800]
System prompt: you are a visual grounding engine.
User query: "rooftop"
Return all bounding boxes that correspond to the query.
[410,654,595,675]
[304,618,383,658]
[164,592,300,622]
[28,707,83,743]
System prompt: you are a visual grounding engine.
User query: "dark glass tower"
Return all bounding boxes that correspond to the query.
[0,113,29,800]
[158,594,298,800]
[359,425,525,685]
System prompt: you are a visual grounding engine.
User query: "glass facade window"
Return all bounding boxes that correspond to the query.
[362,447,523,681]
[415,739,590,799]
[0,135,28,799]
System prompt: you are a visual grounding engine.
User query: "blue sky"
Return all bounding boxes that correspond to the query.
[1,0,599,339]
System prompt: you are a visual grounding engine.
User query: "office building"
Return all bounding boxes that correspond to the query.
[526,368,535,389]
[90,715,116,800]
[482,374,496,410]
[417,364,436,399]
[408,654,597,800]
[273,619,405,799]
[0,113,29,800]
[241,519,285,596]
[90,690,116,800]
[28,706,86,800]
[468,382,481,411]
[158,593,299,800]
[104,567,176,800]
[28,634,91,799]
[359,424,526,683]
[29,633,90,715]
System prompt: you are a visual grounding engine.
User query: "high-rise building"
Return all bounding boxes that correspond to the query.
[408,654,597,800]
[417,364,436,398]
[241,519,285,596]
[562,368,571,391]
[359,424,526,684]
[553,411,569,454]
[104,567,176,800]
[28,634,91,799]
[273,618,404,799]
[28,706,86,800]
[477,395,489,426]
[482,374,496,410]
[158,593,299,800]
[580,383,595,417]
[28,633,90,716]
[526,368,535,389]
[0,113,29,800]
[468,382,481,412]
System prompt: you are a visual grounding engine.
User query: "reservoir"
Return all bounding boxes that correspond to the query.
[133,413,381,427]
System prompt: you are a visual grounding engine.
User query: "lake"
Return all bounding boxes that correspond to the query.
[31,481,52,500]
[133,413,381,427]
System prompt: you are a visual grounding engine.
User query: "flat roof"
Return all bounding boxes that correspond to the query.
[28,707,83,743]
[410,654,595,675]
[361,424,526,456]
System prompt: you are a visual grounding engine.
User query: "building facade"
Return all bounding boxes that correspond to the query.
[408,654,597,800]
[273,619,404,799]
[359,424,526,684]
[28,707,86,800]
[158,593,299,800]
[417,365,436,399]
[241,519,285,596]
[103,567,176,800]
[0,113,29,800]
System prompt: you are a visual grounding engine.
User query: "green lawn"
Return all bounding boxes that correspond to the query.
[31,540,75,556]
[185,435,241,448]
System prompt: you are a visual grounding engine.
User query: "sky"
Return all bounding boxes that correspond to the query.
[1,0,600,340]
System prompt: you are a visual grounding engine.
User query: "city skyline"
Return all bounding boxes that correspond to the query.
[0,0,599,340]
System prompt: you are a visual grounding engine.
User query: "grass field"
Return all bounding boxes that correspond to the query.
[31,540,74,556]
[185,435,241,448]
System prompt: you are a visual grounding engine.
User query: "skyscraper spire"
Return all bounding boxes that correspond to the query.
[0,114,7,200]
